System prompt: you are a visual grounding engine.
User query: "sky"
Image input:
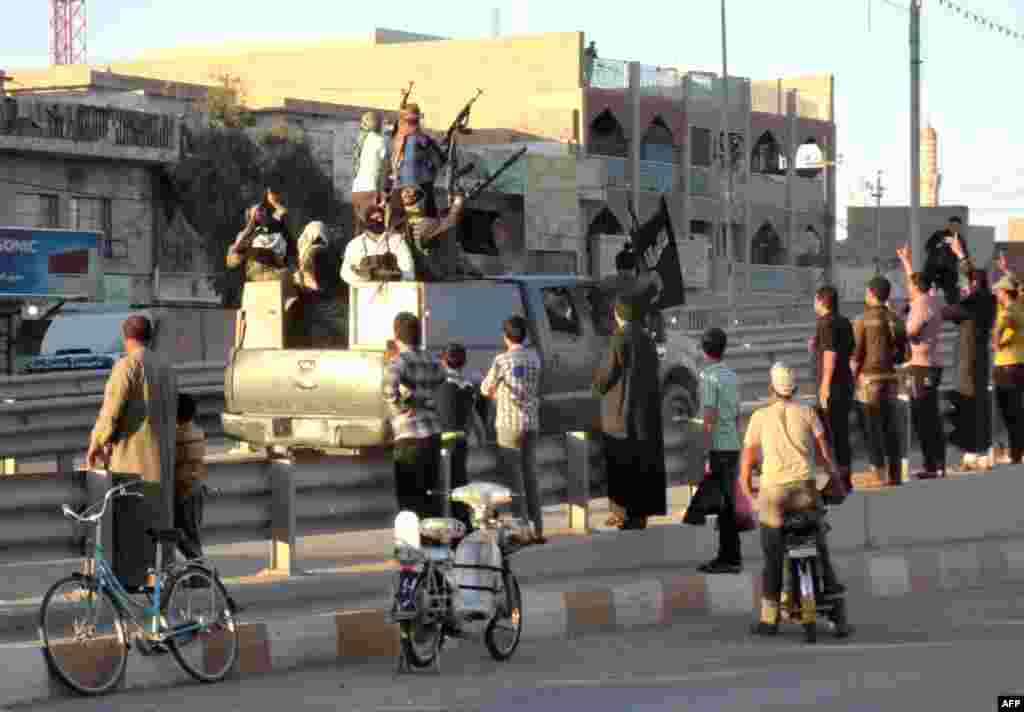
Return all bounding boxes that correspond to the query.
[4,0,1023,241]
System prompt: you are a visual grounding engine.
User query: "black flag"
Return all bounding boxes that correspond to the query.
[631,195,685,309]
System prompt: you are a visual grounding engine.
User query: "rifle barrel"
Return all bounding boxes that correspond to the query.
[463,147,527,201]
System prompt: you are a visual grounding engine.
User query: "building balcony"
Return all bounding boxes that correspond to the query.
[586,58,748,101]
[0,96,179,164]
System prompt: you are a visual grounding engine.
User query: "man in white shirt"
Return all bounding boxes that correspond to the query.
[351,112,387,235]
[340,203,416,285]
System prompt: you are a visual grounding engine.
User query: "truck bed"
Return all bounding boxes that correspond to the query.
[223,348,390,449]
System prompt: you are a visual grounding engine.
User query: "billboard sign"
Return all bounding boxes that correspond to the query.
[0,227,101,299]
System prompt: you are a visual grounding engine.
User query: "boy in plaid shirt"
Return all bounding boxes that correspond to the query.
[481,316,545,542]
[382,312,446,519]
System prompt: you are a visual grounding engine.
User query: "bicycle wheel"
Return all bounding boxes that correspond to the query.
[400,568,445,668]
[485,570,522,661]
[164,566,239,683]
[40,574,127,696]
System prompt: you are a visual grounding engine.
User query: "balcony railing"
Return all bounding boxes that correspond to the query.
[0,97,177,152]
[587,59,749,102]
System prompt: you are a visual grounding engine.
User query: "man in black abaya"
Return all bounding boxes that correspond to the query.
[593,296,667,530]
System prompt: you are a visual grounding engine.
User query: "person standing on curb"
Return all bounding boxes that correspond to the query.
[942,235,996,471]
[897,244,948,479]
[593,297,667,532]
[481,316,545,543]
[694,327,742,572]
[851,276,906,488]
[992,276,1024,465]
[86,315,177,595]
[740,363,845,636]
[173,394,207,561]
[813,285,856,493]
[382,312,447,519]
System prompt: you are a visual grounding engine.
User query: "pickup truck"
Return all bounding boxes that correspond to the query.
[222,276,702,451]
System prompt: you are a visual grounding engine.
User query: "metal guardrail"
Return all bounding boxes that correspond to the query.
[0,427,695,570]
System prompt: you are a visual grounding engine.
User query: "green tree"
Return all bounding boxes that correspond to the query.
[173,126,350,306]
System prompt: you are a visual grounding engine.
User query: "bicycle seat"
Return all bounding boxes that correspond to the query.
[146,528,183,543]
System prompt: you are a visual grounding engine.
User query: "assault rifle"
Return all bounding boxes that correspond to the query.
[399,81,415,110]
[443,89,483,154]
[444,90,484,208]
[459,147,527,203]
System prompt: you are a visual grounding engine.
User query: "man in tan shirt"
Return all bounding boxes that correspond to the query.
[87,315,177,590]
[739,363,845,635]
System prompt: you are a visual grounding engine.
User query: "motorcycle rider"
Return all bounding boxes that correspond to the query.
[740,362,847,636]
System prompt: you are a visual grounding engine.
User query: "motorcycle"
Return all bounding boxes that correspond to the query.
[386,482,532,672]
[778,506,851,643]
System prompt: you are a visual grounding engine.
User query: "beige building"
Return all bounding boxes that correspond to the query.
[11,30,838,306]
[1008,217,1024,243]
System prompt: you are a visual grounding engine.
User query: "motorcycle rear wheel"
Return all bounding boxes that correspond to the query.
[399,569,446,668]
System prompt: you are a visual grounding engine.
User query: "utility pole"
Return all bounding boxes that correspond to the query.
[720,0,735,321]
[910,0,922,270]
[868,171,885,274]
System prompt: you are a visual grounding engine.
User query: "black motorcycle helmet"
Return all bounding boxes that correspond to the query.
[701,327,728,360]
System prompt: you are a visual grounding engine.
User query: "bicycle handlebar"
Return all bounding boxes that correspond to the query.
[62,483,143,525]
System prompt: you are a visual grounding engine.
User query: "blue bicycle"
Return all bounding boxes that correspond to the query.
[39,483,239,695]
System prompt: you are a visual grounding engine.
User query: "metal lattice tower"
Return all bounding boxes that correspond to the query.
[50,0,87,65]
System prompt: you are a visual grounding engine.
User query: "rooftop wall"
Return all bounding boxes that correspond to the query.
[14,32,585,143]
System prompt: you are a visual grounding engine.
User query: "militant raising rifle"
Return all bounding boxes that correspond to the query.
[444,89,484,209]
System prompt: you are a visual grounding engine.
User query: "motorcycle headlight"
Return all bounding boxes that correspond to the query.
[656,344,667,360]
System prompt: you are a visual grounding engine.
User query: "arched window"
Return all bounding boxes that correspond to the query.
[751,221,783,265]
[751,131,783,175]
[588,206,626,236]
[588,109,628,158]
[640,117,675,164]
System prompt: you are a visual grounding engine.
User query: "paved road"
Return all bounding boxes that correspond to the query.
[21,583,1024,712]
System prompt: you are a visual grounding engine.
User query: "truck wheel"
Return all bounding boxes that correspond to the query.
[661,382,696,430]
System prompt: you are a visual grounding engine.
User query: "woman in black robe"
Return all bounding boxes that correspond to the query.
[944,266,997,468]
[593,297,667,530]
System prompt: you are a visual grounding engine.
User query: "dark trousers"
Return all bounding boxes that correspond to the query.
[174,490,204,561]
[910,366,946,473]
[709,451,741,565]
[393,435,443,520]
[860,381,903,483]
[111,479,161,591]
[824,389,853,471]
[448,439,474,531]
[496,429,541,535]
[995,365,1024,463]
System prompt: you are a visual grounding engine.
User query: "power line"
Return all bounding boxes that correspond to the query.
[872,0,1023,42]
[933,0,1024,40]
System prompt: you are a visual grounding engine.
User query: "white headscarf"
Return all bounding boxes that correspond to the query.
[297,221,328,268]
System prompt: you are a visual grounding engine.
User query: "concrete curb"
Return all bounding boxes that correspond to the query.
[5,536,1024,708]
